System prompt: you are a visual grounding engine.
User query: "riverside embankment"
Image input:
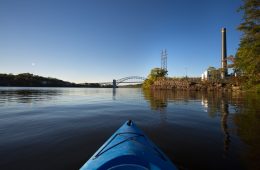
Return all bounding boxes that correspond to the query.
[150,77,241,91]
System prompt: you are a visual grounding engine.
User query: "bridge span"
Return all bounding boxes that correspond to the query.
[99,76,146,88]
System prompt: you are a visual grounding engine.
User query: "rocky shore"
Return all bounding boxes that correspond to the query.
[150,78,241,91]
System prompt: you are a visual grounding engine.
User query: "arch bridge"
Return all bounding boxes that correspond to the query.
[116,76,146,85]
[99,76,146,87]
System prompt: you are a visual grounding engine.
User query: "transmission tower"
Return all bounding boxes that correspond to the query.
[161,49,167,72]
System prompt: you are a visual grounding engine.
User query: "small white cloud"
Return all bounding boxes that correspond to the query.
[32,62,36,66]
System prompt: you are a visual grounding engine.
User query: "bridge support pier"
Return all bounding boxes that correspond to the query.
[113,79,117,88]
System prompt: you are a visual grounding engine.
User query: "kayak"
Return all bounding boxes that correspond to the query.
[80,120,178,170]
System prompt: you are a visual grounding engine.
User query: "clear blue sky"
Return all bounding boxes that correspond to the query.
[0,0,242,83]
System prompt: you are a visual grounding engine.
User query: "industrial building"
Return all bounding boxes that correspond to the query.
[201,28,228,81]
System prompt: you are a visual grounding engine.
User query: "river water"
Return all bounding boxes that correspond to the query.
[0,87,259,170]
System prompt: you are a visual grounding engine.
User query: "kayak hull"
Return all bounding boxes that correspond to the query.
[80,120,178,170]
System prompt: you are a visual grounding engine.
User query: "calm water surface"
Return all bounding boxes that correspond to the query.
[0,87,259,170]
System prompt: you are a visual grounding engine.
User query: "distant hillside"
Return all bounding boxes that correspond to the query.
[0,73,81,87]
[0,73,133,88]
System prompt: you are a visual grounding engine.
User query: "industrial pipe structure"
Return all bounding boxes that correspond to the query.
[221,28,228,79]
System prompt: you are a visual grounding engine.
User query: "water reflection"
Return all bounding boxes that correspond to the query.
[143,89,232,155]
[143,89,168,111]
[233,93,260,169]
[143,89,205,111]
[220,100,230,157]
[0,87,259,169]
[0,88,62,104]
[112,88,116,100]
[202,92,231,156]
[143,89,260,169]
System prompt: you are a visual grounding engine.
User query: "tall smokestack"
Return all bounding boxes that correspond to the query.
[221,27,228,79]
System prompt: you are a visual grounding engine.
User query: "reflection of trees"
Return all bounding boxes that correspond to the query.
[233,93,260,170]
[143,89,167,111]
[142,89,259,168]
[144,89,244,157]
[0,89,61,104]
[201,91,260,167]
[143,89,204,124]
[143,89,205,110]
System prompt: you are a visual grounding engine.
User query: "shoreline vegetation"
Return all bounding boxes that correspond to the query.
[0,73,141,88]
[0,73,111,88]
[142,68,260,93]
[145,76,259,92]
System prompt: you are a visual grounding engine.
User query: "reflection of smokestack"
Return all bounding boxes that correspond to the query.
[220,100,230,157]
[221,28,228,79]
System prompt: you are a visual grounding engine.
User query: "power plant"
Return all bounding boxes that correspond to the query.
[221,27,228,79]
[201,27,228,80]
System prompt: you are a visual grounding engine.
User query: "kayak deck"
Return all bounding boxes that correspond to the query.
[80,120,178,170]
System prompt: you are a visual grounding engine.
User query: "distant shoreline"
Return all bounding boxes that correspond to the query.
[0,73,143,88]
[0,73,110,88]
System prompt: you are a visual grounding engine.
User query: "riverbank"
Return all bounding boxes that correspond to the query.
[0,73,114,88]
[149,77,243,92]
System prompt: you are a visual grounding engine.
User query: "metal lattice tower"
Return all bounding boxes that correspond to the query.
[161,49,167,71]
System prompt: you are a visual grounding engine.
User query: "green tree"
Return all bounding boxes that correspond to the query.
[148,68,168,79]
[236,0,260,84]
[207,66,221,82]
[142,68,167,88]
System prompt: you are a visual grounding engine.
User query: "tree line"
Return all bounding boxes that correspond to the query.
[0,73,107,87]
[235,0,260,87]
